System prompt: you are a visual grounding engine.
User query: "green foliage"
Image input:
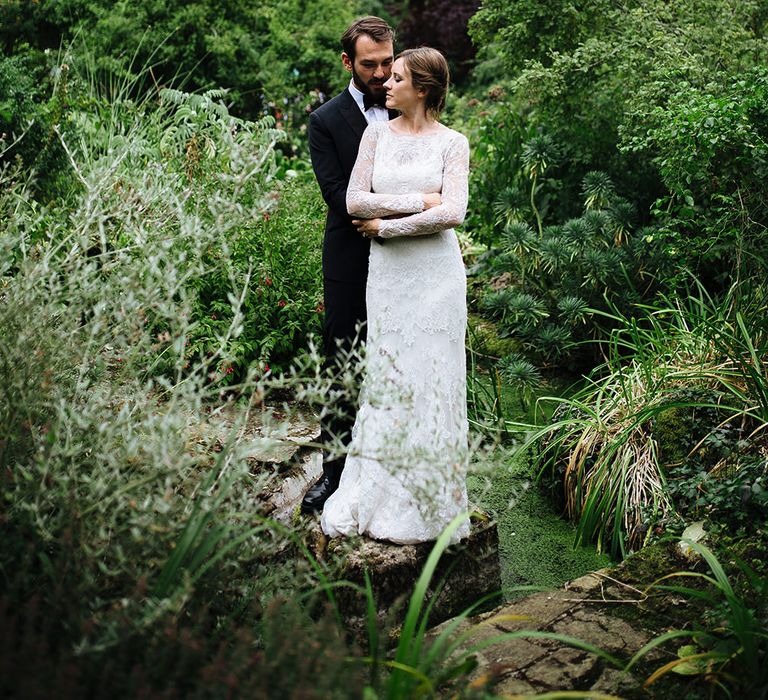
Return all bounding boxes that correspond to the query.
[498,354,542,410]
[0,0,372,134]
[449,94,533,247]
[524,282,768,557]
[186,176,324,379]
[476,171,671,369]
[0,46,78,200]
[468,0,613,74]
[629,541,768,695]
[468,449,612,596]
[9,51,323,376]
[667,456,768,534]
[0,583,363,699]
[465,0,768,292]
[625,66,768,285]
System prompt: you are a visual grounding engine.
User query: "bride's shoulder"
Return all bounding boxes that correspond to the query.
[436,124,467,141]
[368,121,390,134]
[436,125,469,152]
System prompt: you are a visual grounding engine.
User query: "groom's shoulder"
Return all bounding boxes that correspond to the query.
[311,89,351,121]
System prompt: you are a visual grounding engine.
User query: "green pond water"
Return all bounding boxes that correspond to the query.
[467,375,613,599]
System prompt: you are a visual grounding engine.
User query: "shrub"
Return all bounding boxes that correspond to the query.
[526,283,768,557]
[0,46,75,200]
[476,171,671,370]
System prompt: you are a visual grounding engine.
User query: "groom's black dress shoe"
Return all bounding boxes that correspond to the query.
[300,475,338,514]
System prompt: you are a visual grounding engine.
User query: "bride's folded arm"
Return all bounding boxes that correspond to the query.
[346,126,427,219]
[377,134,469,239]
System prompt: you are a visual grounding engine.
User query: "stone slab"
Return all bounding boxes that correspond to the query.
[264,449,322,523]
[428,567,665,696]
[312,513,502,644]
[194,401,321,465]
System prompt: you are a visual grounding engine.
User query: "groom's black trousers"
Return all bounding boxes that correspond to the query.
[320,276,367,485]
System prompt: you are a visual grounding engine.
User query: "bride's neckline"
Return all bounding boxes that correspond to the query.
[386,122,446,137]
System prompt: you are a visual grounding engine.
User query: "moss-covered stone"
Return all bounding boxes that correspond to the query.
[651,388,729,470]
[467,312,520,360]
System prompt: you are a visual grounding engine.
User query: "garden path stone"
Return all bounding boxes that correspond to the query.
[429,568,659,695]
[189,400,323,521]
[202,401,321,464]
[305,514,502,644]
[266,448,322,523]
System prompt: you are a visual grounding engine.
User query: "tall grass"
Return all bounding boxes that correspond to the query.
[627,540,768,697]
[524,281,768,557]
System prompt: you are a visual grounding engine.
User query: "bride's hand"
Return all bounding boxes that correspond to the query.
[353,218,381,238]
[423,192,441,209]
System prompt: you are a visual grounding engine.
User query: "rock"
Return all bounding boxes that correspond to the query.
[424,565,664,696]
[319,514,501,644]
[523,645,601,689]
[551,607,652,656]
[193,401,321,466]
[264,448,322,522]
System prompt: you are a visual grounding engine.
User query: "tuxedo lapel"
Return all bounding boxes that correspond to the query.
[339,90,368,141]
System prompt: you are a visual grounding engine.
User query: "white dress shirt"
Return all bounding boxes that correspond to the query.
[348,80,390,124]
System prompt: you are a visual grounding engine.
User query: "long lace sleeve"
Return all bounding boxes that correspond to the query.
[378,133,469,238]
[346,124,426,218]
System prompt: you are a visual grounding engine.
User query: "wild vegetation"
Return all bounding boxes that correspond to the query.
[1,0,766,697]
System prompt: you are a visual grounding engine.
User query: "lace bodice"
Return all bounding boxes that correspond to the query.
[346,122,469,238]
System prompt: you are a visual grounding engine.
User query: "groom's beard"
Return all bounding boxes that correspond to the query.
[352,67,387,101]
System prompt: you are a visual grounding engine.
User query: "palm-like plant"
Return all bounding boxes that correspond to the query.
[608,199,636,246]
[502,291,549,331]
[581,170,615,211]
[501,220,538,283]
[582,209,611,239]
[539,231,572,275]
[581,248,613,288]
[557,295,589,326]
[492,186,523,230]
[527,323,573,363]
[479,288,518,325]
[521,134,560,237]
[499,353,543,409]
[561,217,592,249]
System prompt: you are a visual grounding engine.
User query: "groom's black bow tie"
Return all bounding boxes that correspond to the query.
[363,92,387,111]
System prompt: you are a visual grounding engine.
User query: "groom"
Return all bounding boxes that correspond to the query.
[301,16,395,514]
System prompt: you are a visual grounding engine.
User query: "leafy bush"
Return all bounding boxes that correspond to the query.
[184,174,324,379]
[0,64,361,697]
[0,0,379,150]
[624,66,768,287]
[463,0,768,293]
[667,456,768,533]
[0,46,77,200]
[475,171,672,369]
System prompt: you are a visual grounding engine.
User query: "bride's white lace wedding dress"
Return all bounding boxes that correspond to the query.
[320,121,471,544]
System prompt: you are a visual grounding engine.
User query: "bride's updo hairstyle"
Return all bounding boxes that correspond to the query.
[397,47,450,118]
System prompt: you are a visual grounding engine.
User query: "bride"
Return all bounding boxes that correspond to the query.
[320,47,471,545]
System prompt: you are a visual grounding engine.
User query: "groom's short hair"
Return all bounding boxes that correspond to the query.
[341,16,395,61]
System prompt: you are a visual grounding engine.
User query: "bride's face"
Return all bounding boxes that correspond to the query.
[384,58,424,113]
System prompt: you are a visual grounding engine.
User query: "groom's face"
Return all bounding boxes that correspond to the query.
[342,34,394,99]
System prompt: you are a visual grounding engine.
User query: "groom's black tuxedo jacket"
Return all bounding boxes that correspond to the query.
[309,88,388,283]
